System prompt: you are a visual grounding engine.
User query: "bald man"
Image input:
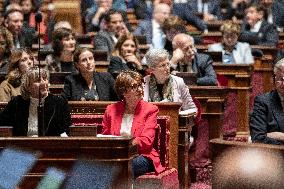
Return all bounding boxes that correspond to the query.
[170,33,217,86]
[134,3,171,49]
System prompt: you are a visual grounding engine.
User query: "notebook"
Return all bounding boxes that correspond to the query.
[0,148,38,189]
[36,167,66,189]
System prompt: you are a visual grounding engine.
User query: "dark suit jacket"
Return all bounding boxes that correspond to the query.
[62,72,117,101]
[239,20,279,47]
[270,1,284,29]
[250,90,284,145]
[188,0,222,19]
[172,3,207,31]
[0,94,71,136]
[18,26,36,48]
[174,53,217,86]
[133,20,153,44]
[108,56,146,78]
[102,99,164,173]
[93,30,115,54]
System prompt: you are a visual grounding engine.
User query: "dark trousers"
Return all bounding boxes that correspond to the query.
[132,155,154,178]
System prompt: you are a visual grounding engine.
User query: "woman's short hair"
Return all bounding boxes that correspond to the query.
[21,66,48,100]
[112,33,140,58]
[220,21,241,36]
[115,70,143,100]
[145,49,169,68]
[52,28,75,57]
[162,15,187,33]
[73,47,94,64]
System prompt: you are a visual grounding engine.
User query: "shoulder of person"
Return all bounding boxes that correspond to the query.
[95,72,113,79]
[110,56,122,62]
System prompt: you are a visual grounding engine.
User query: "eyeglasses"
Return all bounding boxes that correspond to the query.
[156,62,170,69]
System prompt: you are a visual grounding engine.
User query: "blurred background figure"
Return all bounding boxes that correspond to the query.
[239,3,279,47]
[208,20,254,64]
[62,47,117,101]
[0,26,14,73]
[108,33,145,78]
[0,66,71,136]
[134,3,170,49]
[45,28,76,73]
[0,48,33,102]
[102,70,164,178]
[93,9,130,53]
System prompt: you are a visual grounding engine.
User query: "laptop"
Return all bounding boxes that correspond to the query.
[0,148,38,189]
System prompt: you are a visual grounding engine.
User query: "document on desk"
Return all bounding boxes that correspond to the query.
[97,134,121,138]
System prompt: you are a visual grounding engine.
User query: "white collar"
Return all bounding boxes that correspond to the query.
[250,20,262,32]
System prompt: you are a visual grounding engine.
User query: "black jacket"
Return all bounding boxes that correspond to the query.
[0,94,71,136]
[250,90,284,145]
[62,72,117,101]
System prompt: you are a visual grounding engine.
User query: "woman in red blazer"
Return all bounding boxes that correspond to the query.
[102,70,164,178]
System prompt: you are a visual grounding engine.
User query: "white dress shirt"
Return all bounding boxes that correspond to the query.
[120,113,134,137]
[151,20,166,49]
[250,20,262,32]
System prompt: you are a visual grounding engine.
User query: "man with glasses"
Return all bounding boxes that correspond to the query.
[250,58,284,145]
[170,33,217,86]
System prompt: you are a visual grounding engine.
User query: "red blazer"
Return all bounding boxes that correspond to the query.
[102,99,164,173]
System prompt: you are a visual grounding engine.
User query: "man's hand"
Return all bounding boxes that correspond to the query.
[171,48,184,65]
[267,132,284,141]
[203,13,216,22]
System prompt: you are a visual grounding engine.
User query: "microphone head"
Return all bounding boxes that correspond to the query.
[35,12,42,23]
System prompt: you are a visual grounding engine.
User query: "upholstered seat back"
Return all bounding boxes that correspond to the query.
[71,114,171,167]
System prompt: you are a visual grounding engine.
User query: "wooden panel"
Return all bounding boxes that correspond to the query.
[0,137,136,188]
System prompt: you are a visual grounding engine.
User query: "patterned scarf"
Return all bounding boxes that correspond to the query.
[149,74,173,102]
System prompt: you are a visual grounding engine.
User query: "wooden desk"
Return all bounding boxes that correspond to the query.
[189,86,228,139]
[0,137,137,189]
[212,63,253,137]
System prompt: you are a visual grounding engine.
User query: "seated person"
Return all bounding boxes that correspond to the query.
[143,48,197,115]
[0,66,71,136]
[170,33,217,86]
[45,28,76,73]
[108,33,145,78]
[93,9,130,54]
[62,47,117,101]
[239,3,279,47]
[0,26,13,73]
[102,70,164,178]
[250,58,284,145]
[208,20,254,64]
[0,48,33,102]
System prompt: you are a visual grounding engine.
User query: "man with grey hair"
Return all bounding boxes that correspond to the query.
[170,33,217,86]
[143,48,197,115]
[250,58,284,145]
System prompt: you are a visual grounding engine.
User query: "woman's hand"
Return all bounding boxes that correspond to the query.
[124,54,142,70]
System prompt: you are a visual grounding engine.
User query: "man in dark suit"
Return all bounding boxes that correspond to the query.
[134,3,170,48]
[250,58,284,145]
[188,0,222,21]
[93,9,129,53]
[170,33,217,86]
[4,8,35,49]
[239,3,279,47]
[259,0,284,31]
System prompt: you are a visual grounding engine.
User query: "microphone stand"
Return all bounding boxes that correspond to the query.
[36,12,45,136]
